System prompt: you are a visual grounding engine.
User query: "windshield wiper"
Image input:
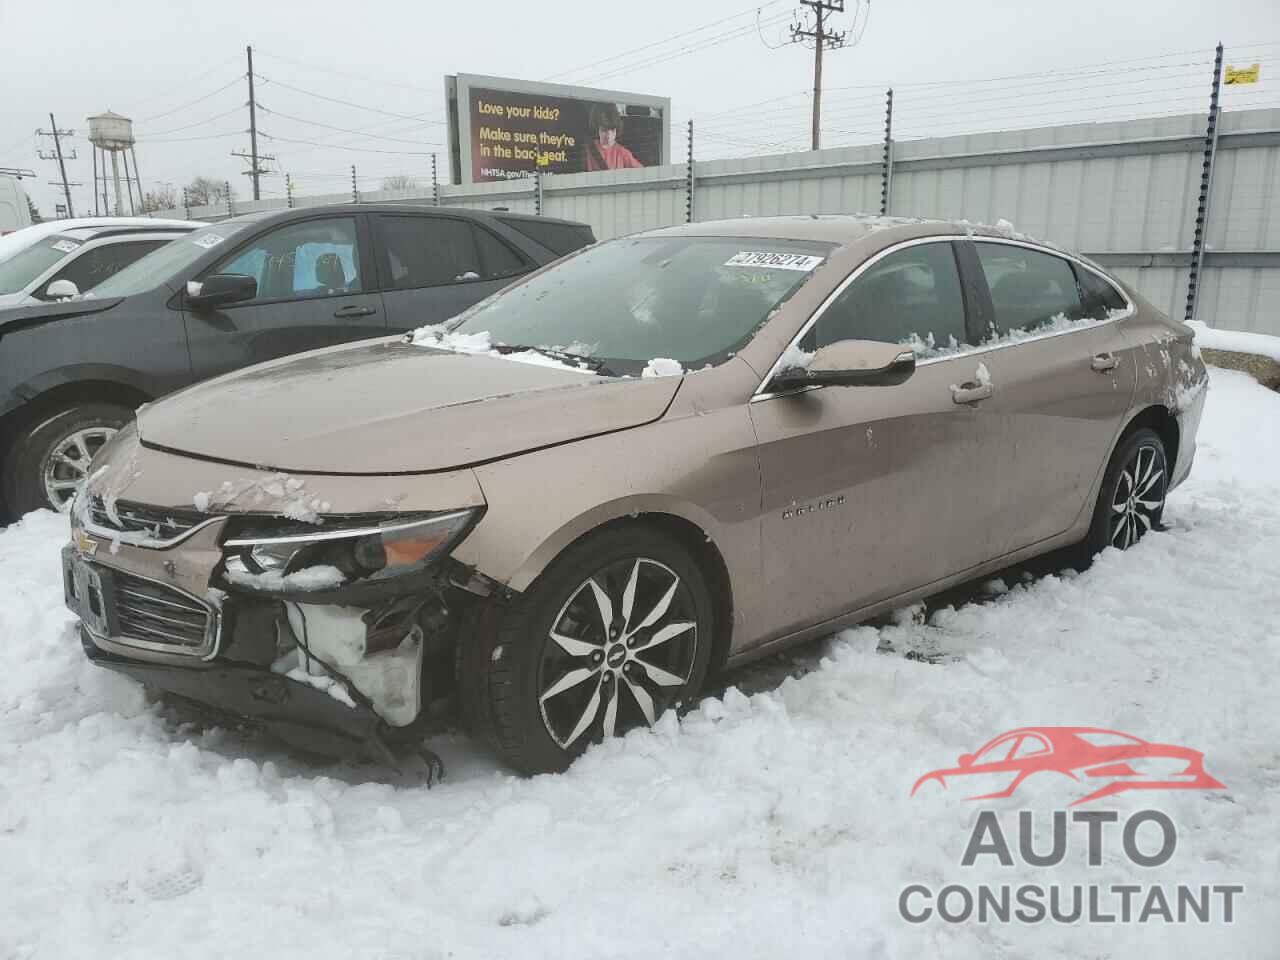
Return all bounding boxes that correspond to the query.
[490,343,617,377]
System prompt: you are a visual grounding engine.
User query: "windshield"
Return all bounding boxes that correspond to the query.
[449,235,834,374]
[0,236,79,294]
[91,221,247,298]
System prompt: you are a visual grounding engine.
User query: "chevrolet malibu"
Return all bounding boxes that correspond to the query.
[64,216,1207,775]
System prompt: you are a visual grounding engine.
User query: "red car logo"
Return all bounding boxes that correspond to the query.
[911,727,1225,806]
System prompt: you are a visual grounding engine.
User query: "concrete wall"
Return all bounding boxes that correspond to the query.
[156,107,1280,336]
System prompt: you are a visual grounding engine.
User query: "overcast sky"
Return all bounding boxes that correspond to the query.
[1,0,1276,215]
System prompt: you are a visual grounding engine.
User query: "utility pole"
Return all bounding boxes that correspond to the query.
[791,1,848,151]
[232,48,274,196]
[37,114,78,217]
[247,45,261,200]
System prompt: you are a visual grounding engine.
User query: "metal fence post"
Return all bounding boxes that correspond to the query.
[880,88,894,216]
[285,173,294,209]
[535,170,544,216]
[1185,43,1224,325]
[685,119,695,224]
[182,186,190,220]
[224,180,233,217]
[351,165,359,203]
[431,153,439,206]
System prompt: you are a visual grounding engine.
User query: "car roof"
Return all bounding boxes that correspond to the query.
[237,203,590,231]
[639,214,1057,249]
[55,224,197,241]
[0,217,201,257]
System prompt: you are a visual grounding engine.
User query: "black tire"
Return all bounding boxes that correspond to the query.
[1079,426,1168,565]
[458,525,716,775]
[2,402,132,515]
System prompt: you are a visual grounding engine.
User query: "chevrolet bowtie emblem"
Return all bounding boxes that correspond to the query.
[73,529,98,558]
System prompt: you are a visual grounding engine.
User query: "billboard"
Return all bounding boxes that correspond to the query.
[445,74,670,185]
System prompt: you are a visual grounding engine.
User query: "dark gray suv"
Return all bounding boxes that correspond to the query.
[0,204,594,515]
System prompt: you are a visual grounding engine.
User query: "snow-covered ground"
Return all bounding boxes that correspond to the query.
[1190,320,1280,362]
[2,368,1278,959]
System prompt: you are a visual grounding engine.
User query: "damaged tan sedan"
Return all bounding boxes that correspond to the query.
[63,216,1207,774]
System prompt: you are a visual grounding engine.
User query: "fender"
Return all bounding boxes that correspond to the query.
[2,363,157,421]
[499,493,729,595]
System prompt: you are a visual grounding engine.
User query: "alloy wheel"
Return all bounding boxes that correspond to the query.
[41,426,117,512]
[537,557,699,749]
[1109,441,1165,549]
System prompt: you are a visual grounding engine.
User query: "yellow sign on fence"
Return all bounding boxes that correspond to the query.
[1224,63,1261,85]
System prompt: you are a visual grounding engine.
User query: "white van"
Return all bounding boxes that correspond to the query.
[0,177,33,236]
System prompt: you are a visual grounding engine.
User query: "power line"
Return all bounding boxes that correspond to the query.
[545,0,789,81]
[255,75,444,125]
[254,48,440,96]
[577,11,795,86]
[259,132,436,155]
[126,52,245,111]
[143,104,246,137]
[258,106,440,145]
[138,130,244,144]
[134,76,244,124]
[693,53,1221,129]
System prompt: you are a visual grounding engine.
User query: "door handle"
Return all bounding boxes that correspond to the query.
[951,381,994,405]
[1091,352,1120,372]
[333,304,377,318]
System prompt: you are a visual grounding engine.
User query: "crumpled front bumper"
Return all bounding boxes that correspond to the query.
[64,427,490,757]
[80,628,392,760]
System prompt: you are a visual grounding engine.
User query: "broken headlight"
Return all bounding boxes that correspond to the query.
[221,510,478,590]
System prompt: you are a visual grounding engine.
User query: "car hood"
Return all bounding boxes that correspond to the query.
[137,337,682,474]
[0,295,123,331]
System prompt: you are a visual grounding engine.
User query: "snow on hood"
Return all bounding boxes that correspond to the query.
[410,323,595,375]
[641,357,684,378]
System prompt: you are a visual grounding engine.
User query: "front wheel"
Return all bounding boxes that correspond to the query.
[2,402,132,515]
[459,526,716,775]
[1080,426,1168,562]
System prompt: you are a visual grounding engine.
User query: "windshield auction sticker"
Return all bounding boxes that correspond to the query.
[191,233,226,249]
[50,239,81,253]
[723,251,824,271]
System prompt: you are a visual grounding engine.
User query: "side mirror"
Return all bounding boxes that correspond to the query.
[45,279,79,299]
[768,339,916,392]
[186,273,257,308]
[958,753,975,767]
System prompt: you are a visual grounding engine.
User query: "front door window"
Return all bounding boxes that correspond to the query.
[214,217,362,302]
[801,242,968,356]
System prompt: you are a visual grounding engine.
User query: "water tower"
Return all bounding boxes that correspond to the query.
[87,111,144,216]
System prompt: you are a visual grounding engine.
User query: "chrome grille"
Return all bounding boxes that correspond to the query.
[87,497,206,542]
[111,570,214,654]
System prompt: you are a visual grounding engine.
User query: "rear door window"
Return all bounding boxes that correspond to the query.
[472,226,530,280]
[378,216,486,288]
[976,243,1082,334]
[1075,266,1128,320]
[801,241,968,357]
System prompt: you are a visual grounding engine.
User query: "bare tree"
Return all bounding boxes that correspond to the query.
[185,176,234,207]
[381,174,420,192]
[142,184,177,213]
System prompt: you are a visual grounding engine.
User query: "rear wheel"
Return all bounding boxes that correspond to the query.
[2,402,131,515]
[458,526,716,775]
[1080,427,1168,563]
